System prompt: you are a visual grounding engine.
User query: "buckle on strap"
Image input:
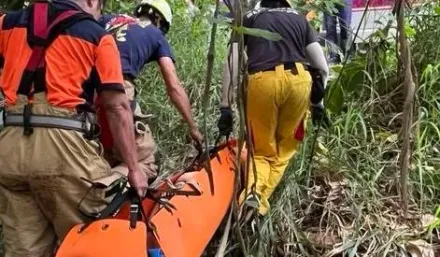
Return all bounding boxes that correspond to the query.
[23,104,34,136]
[4,113,90,134]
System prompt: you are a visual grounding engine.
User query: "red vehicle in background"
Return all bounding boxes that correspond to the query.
[351,0,421,43]
[351,0,395,43]
[315,0,397,49]
[353,0,394,8]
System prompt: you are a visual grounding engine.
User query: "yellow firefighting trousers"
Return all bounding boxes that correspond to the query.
[242,63,312,215]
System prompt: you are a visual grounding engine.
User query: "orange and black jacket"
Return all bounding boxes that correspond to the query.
[0,0,124,112]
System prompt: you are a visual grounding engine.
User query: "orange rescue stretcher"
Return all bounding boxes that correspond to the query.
[57,139,242,257]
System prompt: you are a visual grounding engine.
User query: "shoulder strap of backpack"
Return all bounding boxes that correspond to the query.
[17,0,94,97]
[16,0,95,135]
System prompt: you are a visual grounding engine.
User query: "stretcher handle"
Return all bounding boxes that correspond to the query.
[76,188,149,233]
[78,178,174,220]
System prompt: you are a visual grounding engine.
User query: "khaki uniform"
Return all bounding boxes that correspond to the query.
[103,80,158,180]
[0,94,114,257]
[0,2,127,255]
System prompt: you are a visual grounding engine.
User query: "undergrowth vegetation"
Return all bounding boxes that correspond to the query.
[1,0,440,256]
[250,1,440,256]
[132,0,228,172]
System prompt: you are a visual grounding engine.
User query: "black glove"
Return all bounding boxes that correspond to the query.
[311,103,331,128]
[308,66,326,105]
[217,107,233,137]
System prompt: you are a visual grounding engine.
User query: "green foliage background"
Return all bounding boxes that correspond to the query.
[105,0,229,171]
[0,1,228,256]
[1,0,440,256]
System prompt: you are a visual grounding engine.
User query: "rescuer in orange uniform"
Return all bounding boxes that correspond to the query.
[0,0,147,256]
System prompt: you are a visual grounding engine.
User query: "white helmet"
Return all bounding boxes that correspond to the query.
[255,0,292,9]
[135,0,172,28]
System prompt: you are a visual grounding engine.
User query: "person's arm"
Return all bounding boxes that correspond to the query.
[303,19,331,127]
[220,21,250,108]
[99,91,137,170]
[157,56,203,144]
[220,42,240,108]
[306,42,329,87]
[304,17,329,91]
[217,31,250,138]
[95,34,147,197]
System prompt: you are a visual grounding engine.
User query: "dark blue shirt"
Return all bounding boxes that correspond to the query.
[99,14,175,79]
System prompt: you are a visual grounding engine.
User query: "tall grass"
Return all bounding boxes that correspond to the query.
[1,0,439,256]
[247,2,440,256]
[131,0,229,172]
[0,1,228,256]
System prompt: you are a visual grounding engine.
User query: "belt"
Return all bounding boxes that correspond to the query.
[263,62,308,72]
[251,62,309,75]
[4,113,99,138]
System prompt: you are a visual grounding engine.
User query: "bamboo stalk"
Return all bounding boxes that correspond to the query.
[229,0,251,255]
[201,0,221,195]
[396,0,415,218]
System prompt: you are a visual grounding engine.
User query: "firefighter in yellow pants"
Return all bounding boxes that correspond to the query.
[244,63,311,215]
[218,0,329,216]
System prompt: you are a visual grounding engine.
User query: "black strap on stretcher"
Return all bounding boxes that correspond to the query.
[77,188,149,232]
[78,175,203,221]
[78,138,234,223]
[15,0,94,136]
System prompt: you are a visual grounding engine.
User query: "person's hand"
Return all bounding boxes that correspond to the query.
[190,128,204,150]
[127,170,148,198]
[217,107,233,137]
[311,103,331,128]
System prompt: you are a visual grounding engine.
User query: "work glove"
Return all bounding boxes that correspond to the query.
[308,66,326,105]
[311,102,331,129]
[217,107,233,138]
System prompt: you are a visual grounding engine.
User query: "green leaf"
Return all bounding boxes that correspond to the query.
[337,59,369,94]
[330,64,343,73]
[209,16,233,25]
[325,83,344,114]
[232,26,283,41]
[371,29,386,40]
[404,24,416,38]
[434,5,440,15]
